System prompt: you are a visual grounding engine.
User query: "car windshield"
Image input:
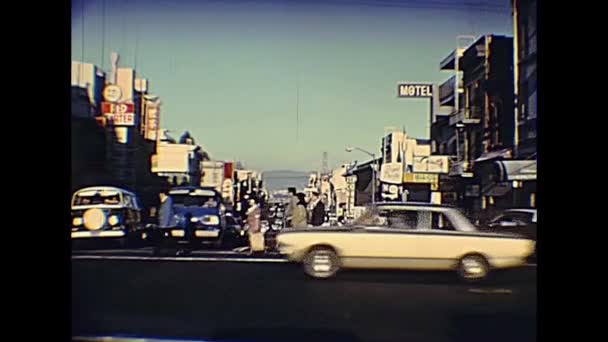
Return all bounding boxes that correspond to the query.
[171,194,219,208]
[73,191,121,206]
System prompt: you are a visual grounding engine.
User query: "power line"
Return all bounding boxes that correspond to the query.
[81,0,85,61]
[101,0,106,70]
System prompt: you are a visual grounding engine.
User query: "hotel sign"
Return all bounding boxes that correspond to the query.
[398,83,433,98]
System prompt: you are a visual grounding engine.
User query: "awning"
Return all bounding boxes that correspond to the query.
[498,160,536,181]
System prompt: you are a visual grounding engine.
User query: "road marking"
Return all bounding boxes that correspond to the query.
[71,255,289,263]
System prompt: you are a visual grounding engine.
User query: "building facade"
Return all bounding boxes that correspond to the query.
[513,0,537,159]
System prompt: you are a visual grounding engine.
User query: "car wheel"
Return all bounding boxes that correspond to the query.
[457,254,490,282]
[303,247,340,279]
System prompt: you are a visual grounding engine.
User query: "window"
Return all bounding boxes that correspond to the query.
[386,210,419,230]
[432,212,456,231]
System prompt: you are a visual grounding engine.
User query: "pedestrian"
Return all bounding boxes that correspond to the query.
[158,189,175,229]
[246,198,264,254]
[154,189,176,256]
[291,193,309,228]
[310,191,326,227]
[284,187,298,228]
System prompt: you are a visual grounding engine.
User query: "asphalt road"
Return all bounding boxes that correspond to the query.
[72,255,536,342]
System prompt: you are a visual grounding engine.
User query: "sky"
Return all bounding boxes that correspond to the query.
[71,0,512,172]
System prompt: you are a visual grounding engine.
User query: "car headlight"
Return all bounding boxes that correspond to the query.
[72,217,83,226]
[108,215,120,226]
[201,215,220,225]
[171,230,185,237]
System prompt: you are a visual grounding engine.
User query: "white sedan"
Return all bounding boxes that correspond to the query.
[276,202,535,281]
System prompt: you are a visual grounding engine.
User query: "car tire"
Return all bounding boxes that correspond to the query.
[302,246,340,279]
[457,254,490,282]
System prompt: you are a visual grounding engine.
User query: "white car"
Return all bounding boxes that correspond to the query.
[276,202,535,281]
[71,186,145,247]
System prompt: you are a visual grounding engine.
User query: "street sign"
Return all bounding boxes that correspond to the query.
[398,83,433,98]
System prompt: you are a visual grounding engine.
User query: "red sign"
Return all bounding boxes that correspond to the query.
[102,102,136,126]
[224,162,234,180]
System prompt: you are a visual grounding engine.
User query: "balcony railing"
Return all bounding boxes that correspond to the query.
[439,76,456,105]
[449,106,482,126]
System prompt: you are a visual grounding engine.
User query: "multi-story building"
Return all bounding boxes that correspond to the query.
[71,62,109,192]
[513,0,537,159]
[380,130,448,204]
[151,130,207,186]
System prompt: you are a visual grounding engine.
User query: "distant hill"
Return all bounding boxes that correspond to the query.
[262,170,310,193]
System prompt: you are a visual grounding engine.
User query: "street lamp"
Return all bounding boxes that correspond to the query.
[346,146,377,204]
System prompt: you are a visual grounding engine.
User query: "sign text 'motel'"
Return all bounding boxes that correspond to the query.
[398,84,433,98]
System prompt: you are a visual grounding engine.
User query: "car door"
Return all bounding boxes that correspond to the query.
[346,209,420,267]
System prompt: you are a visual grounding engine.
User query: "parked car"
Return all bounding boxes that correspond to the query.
[155,186,229,250]
[276,202,535,282]
[484,209,537,262]
[71,186,146,248]
[485,209,537,239]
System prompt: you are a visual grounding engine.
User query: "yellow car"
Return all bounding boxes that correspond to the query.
[276,202,535,281]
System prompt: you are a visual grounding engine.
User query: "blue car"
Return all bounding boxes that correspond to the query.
[158,186,229,249]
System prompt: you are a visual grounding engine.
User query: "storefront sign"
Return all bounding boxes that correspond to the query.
[403,173,438,184]
[380,163,403,184]
[102,102,135,126]
[144,97,160,141]
[413,156,449,174]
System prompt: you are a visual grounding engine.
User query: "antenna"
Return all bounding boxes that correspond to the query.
[110,52,119,84]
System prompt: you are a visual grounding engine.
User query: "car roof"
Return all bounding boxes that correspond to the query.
[374,201,455,209]
[504,209,536,214]
[74,186,136,197]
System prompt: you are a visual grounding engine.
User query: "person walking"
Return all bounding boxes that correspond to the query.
[154,189,176,256]
[310,191,326,227]
[284,187,298,228]
[291,193,308,228]
[246,198,264,254]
